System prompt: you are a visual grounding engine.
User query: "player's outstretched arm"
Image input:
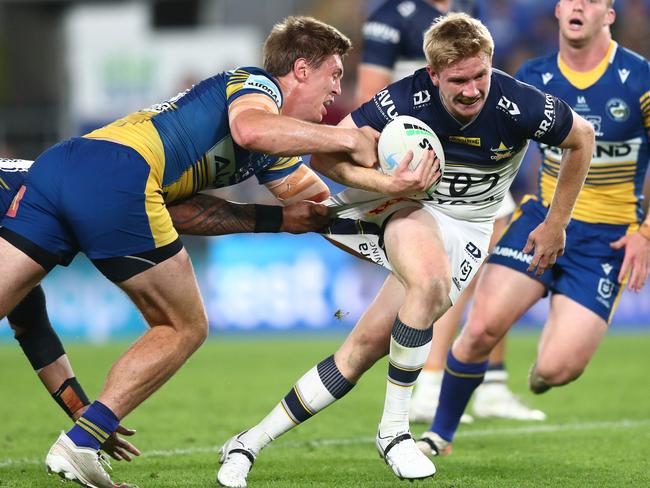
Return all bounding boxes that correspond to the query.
[168,193,330,235]
[524,111,595,276]
[228,93,379,167]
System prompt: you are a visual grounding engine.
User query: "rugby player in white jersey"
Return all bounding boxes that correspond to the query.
[217,13,594,486]
[417,0,650,458]
[356,0,538,424]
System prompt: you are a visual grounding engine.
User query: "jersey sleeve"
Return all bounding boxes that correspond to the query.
[639,61,650,137]
[517,81,573,147]
[225,67,283,110]
[256,156,303,184]
[351,77,412,131]
[360,4,402,70]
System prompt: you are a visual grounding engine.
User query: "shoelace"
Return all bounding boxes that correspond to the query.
[98,452,113,473]
[224,452,252,474]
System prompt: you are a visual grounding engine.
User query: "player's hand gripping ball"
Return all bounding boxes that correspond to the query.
[377,115,445,197]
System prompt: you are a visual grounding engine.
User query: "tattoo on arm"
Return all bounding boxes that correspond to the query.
[169,194,256,236]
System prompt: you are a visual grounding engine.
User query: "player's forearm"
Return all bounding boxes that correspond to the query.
[169,194,259,235]
[311,153,391,193]
[233,110,358,157]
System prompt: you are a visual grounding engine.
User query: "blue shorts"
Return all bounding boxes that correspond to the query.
[0,138,180,278]
[488,196,632,323]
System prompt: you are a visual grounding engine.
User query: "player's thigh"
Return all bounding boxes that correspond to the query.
[0,237,47,318]
[335,274,405,377]
[383,206,449,290]
[537,294,607,378]
[118,247,208,335]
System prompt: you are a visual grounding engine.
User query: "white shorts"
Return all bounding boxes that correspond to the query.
[323,188,492,304]
[496,192,516,220]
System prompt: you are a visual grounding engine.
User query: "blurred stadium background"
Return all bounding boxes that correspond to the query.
[0,0,648,340]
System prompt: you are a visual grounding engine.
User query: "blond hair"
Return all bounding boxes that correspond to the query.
[423,12,494,72]
[263,16,352,77]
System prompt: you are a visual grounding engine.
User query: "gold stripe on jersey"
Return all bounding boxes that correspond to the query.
[265,156,302,172]
[540,171,637,224]
[0,177,9,190]
[641,90,650,128]
[226,69,255,99]
[84,111,177,247]
[557,41,615,90]
[84,111,165,172]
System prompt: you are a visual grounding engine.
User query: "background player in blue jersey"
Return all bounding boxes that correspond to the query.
[357,0,542,424]
[217,13,594,485]
[417,0,650,458]
[0,16,435,488]
[0,157,331,464]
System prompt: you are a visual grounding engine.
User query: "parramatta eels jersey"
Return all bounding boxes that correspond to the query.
[0,158,31,215]
[351,67,573,222]
[517,42,650,225]
[84,67,301,204]
[361,0,446,81]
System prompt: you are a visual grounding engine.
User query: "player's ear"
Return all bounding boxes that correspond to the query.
[604,5,615,27]
[293,58,309,82]
[426,66,440,87]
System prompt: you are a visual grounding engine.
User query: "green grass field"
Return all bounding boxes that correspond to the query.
[1,333,649,487]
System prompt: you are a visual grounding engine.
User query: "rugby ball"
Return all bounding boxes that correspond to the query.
[377,115,445,196]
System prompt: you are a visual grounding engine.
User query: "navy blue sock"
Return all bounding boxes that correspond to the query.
[66,401,119,450]
[430,350,488,442]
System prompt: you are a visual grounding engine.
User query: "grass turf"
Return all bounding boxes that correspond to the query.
[1,333,649,487]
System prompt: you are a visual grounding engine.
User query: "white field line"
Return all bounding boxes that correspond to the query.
[1,418,649,468]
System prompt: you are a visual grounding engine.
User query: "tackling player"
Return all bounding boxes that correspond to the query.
[0,157,331,463]
[357,0,540,424]
[417,0,650,457]
[217,13,594,486]
[0,17,433,488]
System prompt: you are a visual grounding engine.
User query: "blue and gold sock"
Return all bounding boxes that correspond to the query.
[430,350,488,442]
[66,401,119,450]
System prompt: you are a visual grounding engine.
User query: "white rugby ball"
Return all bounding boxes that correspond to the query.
[377,115,445,196]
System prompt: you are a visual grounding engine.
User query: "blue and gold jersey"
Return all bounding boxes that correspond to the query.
[517,42,650,225]
[351,68,573,222]
[85,67,302,204]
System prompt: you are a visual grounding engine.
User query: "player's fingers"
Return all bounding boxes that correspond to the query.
[119,439,141,457]
[618,258,630,285]
[523,235,535,256]
[527,250,541,273]
[397,150,414,172]
[610,236,626,249]
[116,425,136,436]
[535,254,550,276]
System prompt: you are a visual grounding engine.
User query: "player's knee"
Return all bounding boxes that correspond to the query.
[408,274,451,314]
[458,317,500,358]
[534,357,584,386]
[177,311,209,351]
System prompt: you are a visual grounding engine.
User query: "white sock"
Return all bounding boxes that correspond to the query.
[379,317,432,436]
[241,355,353,452]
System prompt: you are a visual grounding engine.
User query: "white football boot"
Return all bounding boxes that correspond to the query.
[472,381,546,421]
[217,432,257,488]
[416,431,452,457]
[46,431,137,488]
[375,429,436,480]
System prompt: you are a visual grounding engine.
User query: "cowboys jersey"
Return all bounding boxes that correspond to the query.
[517,41,650,224]
[351,67,574,222]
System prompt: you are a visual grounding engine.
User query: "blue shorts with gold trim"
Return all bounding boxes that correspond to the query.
[488,196,630,323]
[0,137,178,266]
